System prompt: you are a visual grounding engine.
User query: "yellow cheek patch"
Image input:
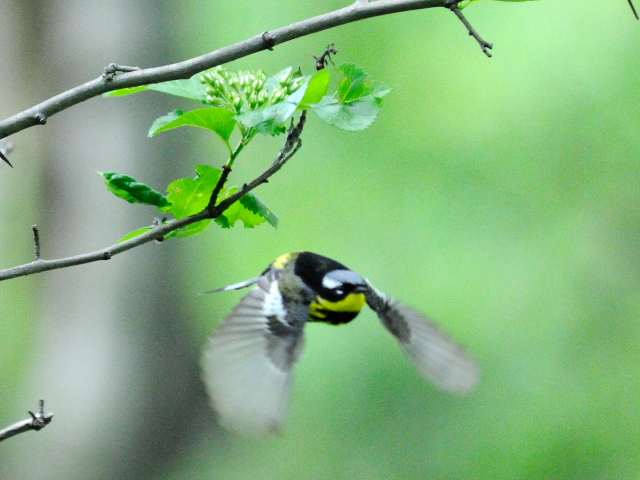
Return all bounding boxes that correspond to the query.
[313,293,366,313]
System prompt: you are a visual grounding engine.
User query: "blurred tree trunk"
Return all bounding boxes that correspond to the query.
[0,1,210,479]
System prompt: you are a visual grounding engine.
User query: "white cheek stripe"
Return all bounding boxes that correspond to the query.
[322,277,342,289]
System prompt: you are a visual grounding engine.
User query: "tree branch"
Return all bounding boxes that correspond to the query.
[629,0,639,20]
[0,0,475,142]
[0,114,308,282]
[448,3,492,57]
[0,400,53,442]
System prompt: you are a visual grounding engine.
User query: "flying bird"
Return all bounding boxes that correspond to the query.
[201,252,479,434]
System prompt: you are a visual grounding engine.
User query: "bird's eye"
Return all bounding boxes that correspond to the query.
[334,288,344,296]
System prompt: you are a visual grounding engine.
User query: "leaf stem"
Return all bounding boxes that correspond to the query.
[208,134,252,209]
[0,115,307,282]
[227,136,248,169]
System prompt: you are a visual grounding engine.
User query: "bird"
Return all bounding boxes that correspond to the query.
[201,251,480,435]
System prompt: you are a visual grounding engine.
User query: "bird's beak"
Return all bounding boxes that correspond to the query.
[354,284,369,294]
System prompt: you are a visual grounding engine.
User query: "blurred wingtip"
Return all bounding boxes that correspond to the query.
[372,297,481,395]
[200,284,297,436]
[430,356,481,395]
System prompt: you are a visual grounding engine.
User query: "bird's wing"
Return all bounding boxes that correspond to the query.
[365,282,480,394]
[201,273,306,435]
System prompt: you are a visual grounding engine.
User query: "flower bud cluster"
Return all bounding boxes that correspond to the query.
[200,66,304,114]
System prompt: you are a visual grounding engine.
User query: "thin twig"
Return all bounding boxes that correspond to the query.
[0,114,308,282]
[215,112,307,214]
[0,213,209,281]
[32,225,41,260]
[0,400,53,442]
[207,138,250,209]
[448,3,493,57]
[629,0,639,20]
[208,165,233,211]
[0,0,453,142]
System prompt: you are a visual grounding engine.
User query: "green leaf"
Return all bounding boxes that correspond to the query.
[117,226,153,243]
[236,77,310,136]
[147,76,208,101]
[165,219,213,238]
[371,82,392,98]
[148,108,236,148]
[457,0,480,8]
[299,69,330,109]
[165,165,222,219]
[309,64,390,131]
[215,215,231,229]
[264,67,295,95]
[310,94,383,131]
[103,74,208,99]
[337,63,371,103]
[336,63,390,104]
[149,110,184,136]
[239,193,278,227]
[103,86,149,97]
[99,172,171,208]
[217,201,261,228]
[118,218,213,243]
[215,189,277,228]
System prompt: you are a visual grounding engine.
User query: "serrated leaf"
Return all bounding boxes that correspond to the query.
[117,226,153,243]
[215,215,231,229]
[309,64,390,131]
[149,110,184,136]
[336,63,391,104]
[310,94,383,132]
[165,165,222,219]
[99,172,171,208]
[236,77,310,136]
[371,82,392,98]
[215,188,276,228]
[103,86,149,97]
[239,193,278,227]
[337,63,370,104]
[165,219,213,238]
[299,69,330,110]
[219,202,261,228]
[148,108,236,148]
[147,76,208,101]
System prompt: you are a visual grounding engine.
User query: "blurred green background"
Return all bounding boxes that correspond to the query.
[0,0,639,479]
